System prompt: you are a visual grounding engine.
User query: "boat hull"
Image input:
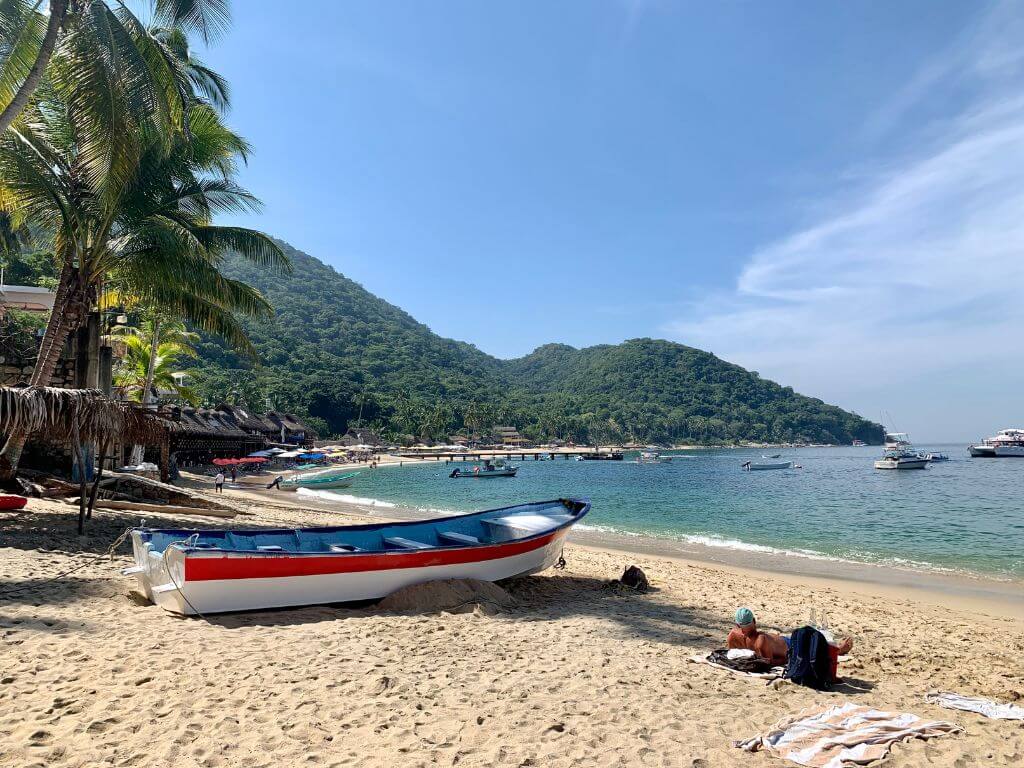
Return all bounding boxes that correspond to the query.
[969,445,996,458]
[281,479,354,491]
[874,458,929,470]
[744,461,792,471]
[141,531,567,615]
[994,445,1024,457]
[125,498,589,615]
[450,469,518,478]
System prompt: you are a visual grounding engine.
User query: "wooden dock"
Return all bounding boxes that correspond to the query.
[396,449,624,462]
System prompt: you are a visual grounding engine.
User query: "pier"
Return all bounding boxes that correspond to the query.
[396,449,624,462]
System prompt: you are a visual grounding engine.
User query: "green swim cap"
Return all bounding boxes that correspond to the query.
[735,607,755,626]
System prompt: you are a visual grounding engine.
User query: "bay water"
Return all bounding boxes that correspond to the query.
[299,446,1023,581]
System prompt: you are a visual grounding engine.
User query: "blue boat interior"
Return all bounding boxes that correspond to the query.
[137,498,589,555]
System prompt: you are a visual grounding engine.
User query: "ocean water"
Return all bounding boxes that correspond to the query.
[302,446,1024,580]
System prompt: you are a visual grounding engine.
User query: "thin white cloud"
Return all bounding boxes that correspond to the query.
[664,2,1024,439]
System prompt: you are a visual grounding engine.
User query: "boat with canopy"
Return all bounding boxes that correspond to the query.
[123,497,591,614]
[449,459,518,478]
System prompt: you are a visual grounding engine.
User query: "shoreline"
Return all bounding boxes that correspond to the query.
[222,477,1024,623]
[4,492,1023,766]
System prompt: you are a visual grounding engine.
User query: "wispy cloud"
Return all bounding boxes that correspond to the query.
[664,2,1024,438]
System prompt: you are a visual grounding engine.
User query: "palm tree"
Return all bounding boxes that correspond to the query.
[114,324,198,405]
[0,0,232,136]
[0,72,286,476]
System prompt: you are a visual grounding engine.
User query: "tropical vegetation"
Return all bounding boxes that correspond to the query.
[112,317,199,405]
[191,241,885,446]
[0,0,287,476]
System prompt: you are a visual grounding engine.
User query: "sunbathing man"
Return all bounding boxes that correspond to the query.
[727,607,853,670]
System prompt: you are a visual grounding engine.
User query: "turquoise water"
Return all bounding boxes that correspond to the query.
[300,446,1024,580]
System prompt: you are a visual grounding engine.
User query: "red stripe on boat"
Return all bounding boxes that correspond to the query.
[183,531,561,581]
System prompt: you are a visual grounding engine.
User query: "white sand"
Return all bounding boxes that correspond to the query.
[1,497,1022,767]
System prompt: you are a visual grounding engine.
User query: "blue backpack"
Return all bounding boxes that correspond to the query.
[784,626,833,690]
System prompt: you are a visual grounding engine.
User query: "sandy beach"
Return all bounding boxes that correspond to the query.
[2,490,1022,768]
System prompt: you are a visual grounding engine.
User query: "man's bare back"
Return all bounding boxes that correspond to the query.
[727,625,790,666]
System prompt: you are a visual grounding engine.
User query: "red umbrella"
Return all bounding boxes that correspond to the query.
[239,457,268,464]
[212,458,240,466]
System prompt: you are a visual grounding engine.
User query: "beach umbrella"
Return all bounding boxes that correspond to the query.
[212,458,240,466]
[248,450,273,458]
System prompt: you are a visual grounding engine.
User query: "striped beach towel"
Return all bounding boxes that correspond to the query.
[735,702,961,767]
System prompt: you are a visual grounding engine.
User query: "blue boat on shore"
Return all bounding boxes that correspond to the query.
[123,497,591,614]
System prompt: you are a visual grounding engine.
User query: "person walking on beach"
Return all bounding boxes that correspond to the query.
[230,466,237,483]
[214,471,225,493]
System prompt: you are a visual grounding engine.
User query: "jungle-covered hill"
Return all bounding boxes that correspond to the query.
[188,239,883,445]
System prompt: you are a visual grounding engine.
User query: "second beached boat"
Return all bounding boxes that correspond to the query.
[122,497,591,614]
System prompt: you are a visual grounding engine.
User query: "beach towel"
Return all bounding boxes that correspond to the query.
[926,691,1024,720]
[735,701,961,768]
[689,651,785,680]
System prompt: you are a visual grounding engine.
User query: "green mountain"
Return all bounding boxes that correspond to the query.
[191,239,884,445]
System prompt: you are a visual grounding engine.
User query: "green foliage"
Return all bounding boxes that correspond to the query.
[1,247,56,288]
[191,241,885,445]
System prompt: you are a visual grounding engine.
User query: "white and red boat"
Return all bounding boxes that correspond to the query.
[123,498,590,615]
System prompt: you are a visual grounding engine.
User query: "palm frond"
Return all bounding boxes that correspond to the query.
[154,0,231,45]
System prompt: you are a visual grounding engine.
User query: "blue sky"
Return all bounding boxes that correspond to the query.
[204,1,1022,441]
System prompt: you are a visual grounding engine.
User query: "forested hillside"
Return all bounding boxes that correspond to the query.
[190,240,884,445]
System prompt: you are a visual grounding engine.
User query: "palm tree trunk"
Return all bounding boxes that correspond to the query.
[129,317,161,465]
[0,0,68,135]
[0,263,83,479]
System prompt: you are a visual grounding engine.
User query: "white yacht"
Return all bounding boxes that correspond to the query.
[874,432,929,470]
[969,428,1024,458]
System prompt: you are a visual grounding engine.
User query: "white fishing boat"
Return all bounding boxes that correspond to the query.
[874,433,928,470]
[122,498,590,615]
[449,459,518,478]
[924,452,949,462]
[742,460,792,471]
[636,451,672,464]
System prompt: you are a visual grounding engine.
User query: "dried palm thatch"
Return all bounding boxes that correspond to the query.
[0,387,164,452]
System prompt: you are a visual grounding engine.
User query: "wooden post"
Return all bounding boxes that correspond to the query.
[160,433,170,483]
[70,423,87,534]
[85,437,110,520]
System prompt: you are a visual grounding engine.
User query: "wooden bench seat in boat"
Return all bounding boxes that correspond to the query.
[438,531,481,546]
[383,536,432,550]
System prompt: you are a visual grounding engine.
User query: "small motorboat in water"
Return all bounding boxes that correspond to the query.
[924,452,949,462]
[742,460,793,471]
[122,498,591,614]
[636,451,672,464]
[450,459,518,478]
[278,470,360,491]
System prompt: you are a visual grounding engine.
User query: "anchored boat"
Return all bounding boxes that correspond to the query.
[449,460,518,478]
[279,470,360,491]
[123,498,591,615]
[969,428,1024,458]
[874,432,929,470]
[742,460,793,471]
[636,451,672,464]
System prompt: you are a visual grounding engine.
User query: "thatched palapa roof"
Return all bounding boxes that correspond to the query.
[0,387,163,446]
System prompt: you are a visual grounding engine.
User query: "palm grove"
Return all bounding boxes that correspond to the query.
[0,0,287,477]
